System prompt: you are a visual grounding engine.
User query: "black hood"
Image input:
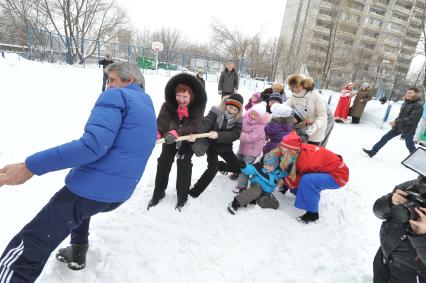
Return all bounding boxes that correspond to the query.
[164,73,207,111]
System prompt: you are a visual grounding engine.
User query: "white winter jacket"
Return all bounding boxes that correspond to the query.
[285,90,328,143]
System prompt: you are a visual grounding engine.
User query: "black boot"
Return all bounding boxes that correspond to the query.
[362,148,375,158]
[56,244,89,270]
[147,192,165,210]
[297,211,319,224]
[227,199,240,215]
[175,200,186,212]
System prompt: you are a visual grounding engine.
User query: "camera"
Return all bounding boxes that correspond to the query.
[392,190,426,224]
[391,148,426,224]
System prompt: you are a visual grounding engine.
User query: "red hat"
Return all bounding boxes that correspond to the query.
[280,131,302,151]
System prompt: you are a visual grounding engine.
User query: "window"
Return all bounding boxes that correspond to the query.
[376,0,389,5]
[351,1,364,12]
[401,49,412,56]
[410,21,423,30]
[313,32,330,41]
[383,45,398,54]
[363,29,379,39]
[386,34,402,45]
[360,41,376,49]
[343,13,361,23]
[395,2,412,10]
[340,24,357,34]
[316,19,332,29]
[366,17,383,27]
[403,40,417,48]
[311,43,328,53]
[319,8,332,17]
[392,12,408,22]
[389,23,405,33]
[370,6,386,16]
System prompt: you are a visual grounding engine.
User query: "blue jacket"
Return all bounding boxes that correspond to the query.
[26,84,157,202]
[241,163,288,193]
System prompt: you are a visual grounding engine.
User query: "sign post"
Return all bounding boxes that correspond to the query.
[151,41,164,71]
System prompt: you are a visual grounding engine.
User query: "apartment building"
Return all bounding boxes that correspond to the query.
[278,0,423,93]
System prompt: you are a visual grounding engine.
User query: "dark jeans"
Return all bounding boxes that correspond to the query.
[0,187,122,283]
[190,149,240,197]
[371,127,416,155]
[102,73,108,91]
[373,248,425,283]
[152,142,194,205]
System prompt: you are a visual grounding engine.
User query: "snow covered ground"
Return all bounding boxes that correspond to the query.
[0,53,420,282]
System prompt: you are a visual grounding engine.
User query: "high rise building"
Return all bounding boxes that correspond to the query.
[278,0,423,94]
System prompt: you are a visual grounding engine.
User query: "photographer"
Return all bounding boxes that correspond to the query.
[373,176,426,283]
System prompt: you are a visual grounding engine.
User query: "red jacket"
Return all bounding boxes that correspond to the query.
[284,144,349,189]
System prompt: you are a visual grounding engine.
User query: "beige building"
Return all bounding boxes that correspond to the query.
[278,0,423,94]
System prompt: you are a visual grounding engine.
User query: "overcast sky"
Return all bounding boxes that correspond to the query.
[115,0,287,44]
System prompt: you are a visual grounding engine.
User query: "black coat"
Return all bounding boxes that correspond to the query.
[157,73,207,136]
[373,178,426,276]
[218,68,239,93]
[99,59,114,69]
[196,106,242,153]
[394,97,423,134]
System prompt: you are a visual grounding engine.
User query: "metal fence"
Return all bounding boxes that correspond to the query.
[0,26,230,75]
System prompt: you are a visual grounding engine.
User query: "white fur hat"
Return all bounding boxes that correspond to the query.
[250,102,267,117]
[271,103,292,118]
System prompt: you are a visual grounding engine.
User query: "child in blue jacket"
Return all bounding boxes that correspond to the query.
[228,152,288,214]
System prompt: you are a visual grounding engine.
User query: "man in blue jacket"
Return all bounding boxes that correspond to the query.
[0,62,157,282]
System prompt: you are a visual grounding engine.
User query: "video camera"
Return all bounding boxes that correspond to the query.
[391,148,426,224]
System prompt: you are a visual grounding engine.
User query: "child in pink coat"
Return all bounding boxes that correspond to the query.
[234,102,270,193]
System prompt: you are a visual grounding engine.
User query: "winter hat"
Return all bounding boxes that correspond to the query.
[361,82,370,90]
[345,82,355,89]
[280,131,302,151]
[250,102,267,117]
[268,93,283,104]
[287,74,306,87]
[225,93,244,111]
[263,152,279,169]
[252,92,261,100]
[270,103,292,118]
[272,82,284,93]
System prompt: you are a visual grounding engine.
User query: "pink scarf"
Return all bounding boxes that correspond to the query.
[177,106,189,121]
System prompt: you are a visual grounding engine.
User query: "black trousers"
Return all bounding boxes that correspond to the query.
[190,149,240,197]
[101,73,108,91]
[152,142,194,205]
[373,248,425,283]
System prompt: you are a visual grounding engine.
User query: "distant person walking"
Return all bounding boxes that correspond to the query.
[218,62,239,98]
[350,82,373,124]
[363,87,423,157]
[99,54,114,91]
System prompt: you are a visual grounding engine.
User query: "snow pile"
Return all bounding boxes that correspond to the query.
[0,57,418,283]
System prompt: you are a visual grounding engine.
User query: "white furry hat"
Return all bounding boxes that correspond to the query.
[250,102,267,117]
[271,103,292,118]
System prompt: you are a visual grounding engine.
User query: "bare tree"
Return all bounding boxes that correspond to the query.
[36,0,127,64]
[210,20,263,73]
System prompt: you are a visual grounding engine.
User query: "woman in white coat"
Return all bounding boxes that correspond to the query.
[285,74,328,145]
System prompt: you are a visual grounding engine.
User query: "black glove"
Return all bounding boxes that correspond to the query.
[239,161,247,169]
[164,133,177,144]
[279,184,289,195]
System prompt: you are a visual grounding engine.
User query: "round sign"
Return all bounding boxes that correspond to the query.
[152,41,164,52]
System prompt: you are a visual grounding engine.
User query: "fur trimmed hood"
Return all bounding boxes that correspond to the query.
[164,73,207,112]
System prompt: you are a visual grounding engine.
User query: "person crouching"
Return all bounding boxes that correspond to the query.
[228,152,288,214]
